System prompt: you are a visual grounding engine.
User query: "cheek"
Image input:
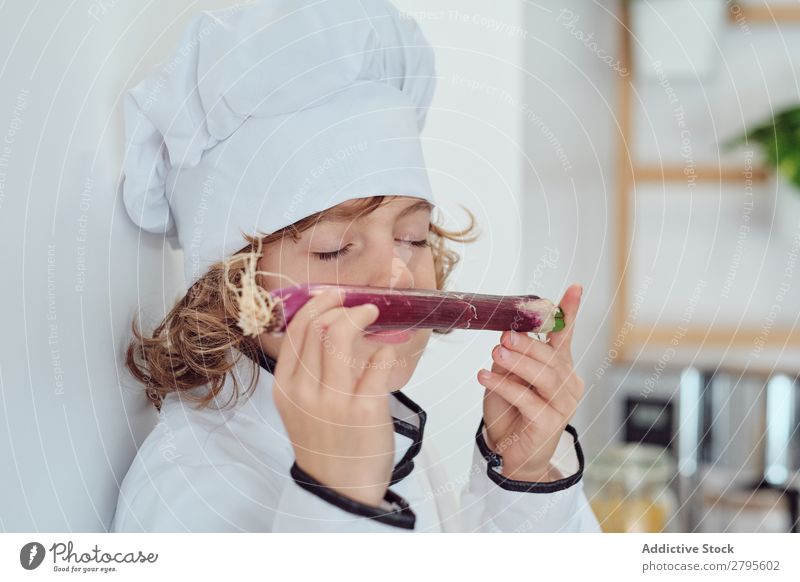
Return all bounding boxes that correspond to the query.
[411,250,438,288]
[414,329,433,351]
[257,244,311,292]
[387,330,430,388]
[397,329,431,369]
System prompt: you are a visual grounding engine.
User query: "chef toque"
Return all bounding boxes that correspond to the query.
[121,0,437,289]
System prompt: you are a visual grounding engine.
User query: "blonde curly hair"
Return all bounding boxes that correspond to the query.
[126,196,480,412]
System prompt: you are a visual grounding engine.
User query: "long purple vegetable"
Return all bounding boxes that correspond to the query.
[253,283,564,336]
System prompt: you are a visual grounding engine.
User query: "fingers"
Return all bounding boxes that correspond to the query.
[278,288,344,380]
[499,329,562,369]
[489,345,579,416]
[486,361,526,426]
[295,304,338,392]
[491,343,558,392]
[319,304,381,394]
[490,359,527,388]
[477,368,567,428]
[277,289,380,397]
[548,283,583,354]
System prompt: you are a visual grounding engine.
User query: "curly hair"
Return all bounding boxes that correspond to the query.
[126,196,480,412]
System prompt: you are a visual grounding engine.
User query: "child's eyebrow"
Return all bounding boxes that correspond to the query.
[316,199,433,225]
[396,199,433,219]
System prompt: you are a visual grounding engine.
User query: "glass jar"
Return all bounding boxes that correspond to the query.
[584,443,679,532]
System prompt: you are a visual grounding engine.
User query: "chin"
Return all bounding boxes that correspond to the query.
[387,364,415,392]
[356,328,429,391]
[354,350,416,391]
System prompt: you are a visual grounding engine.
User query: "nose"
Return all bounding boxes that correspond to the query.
[365,238,416,289]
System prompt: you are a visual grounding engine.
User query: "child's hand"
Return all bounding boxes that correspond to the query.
[272,288,397,507]
[476,284,585,482]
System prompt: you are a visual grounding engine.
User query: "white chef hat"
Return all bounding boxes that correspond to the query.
[121,0,437,289]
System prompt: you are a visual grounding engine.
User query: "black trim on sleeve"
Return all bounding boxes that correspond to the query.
[289,461,416,530]
[475,417,585,494]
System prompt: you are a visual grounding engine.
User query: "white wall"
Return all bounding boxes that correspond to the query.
[392,0,531,489]
[0,0,238,532]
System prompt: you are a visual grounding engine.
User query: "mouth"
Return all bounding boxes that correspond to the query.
[363,328,417,344]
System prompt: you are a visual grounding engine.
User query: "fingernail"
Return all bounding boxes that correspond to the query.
[478,369,491,380]
[508,330,518,347]
[498,346,510,360]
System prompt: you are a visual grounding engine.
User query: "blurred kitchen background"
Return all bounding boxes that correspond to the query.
[0,0,798,532]
[400,0,800,534]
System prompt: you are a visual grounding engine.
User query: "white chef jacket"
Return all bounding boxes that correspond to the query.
[110,347,601,533]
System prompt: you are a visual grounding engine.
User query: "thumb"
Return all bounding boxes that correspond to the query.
[549,283,583,353]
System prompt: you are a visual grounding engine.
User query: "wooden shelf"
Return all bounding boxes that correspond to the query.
[624,324,800,353]
[729,4,800,24]
[633,165,770,184]
[616,354,800,379]
[610,325,800,378]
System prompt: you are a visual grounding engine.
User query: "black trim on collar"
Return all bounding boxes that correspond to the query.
[290,462,415,530]
[250,346,426,488]
[387,390,427,486]
[255,348,277,375]
[475,417,585,493]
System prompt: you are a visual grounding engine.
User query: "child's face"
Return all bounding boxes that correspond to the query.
[256,196,436,391]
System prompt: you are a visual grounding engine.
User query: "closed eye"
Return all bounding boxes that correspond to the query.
[313,244,353,262]
[313,239,429,262]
